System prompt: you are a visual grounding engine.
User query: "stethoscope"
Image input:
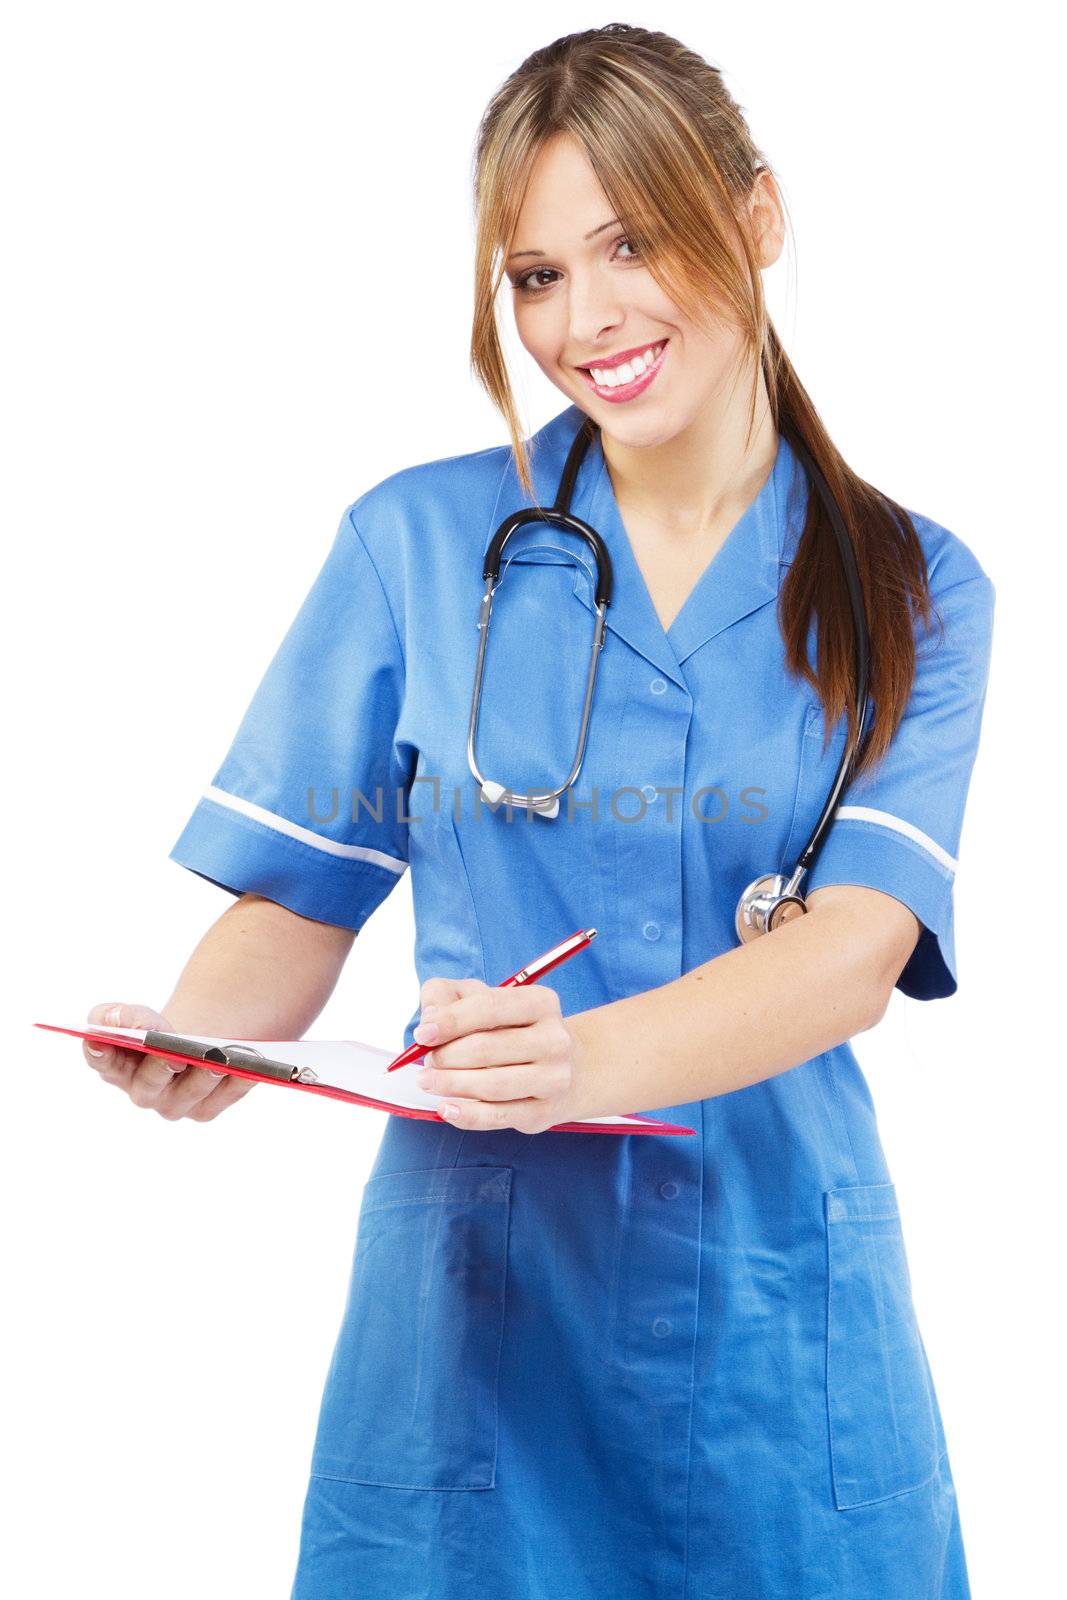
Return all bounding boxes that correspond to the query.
[467,413,872,943]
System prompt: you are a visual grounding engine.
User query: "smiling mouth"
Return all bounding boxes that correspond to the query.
[576,339,669,401]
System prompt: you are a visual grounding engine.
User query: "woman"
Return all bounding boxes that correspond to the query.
[85,24,994,1599]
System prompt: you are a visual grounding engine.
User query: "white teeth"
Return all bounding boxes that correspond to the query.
[590,341,664,387]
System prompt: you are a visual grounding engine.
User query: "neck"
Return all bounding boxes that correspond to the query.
[598,363,779,539]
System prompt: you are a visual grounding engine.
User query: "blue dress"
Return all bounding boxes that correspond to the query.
[169,402,995,1599]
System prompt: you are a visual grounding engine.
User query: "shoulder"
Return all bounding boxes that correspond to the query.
[896,509,997,683]
[902,509,996,666]
[904,507,996,605]
[343,438,514,573]
[338,403,580,573]
[324,432,527,636]
[330,405,580,613]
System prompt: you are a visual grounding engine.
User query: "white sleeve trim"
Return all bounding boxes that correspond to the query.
[834,805,958,874]
[203,785,408,875]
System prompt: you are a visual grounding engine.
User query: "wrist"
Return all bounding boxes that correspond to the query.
[561,1011,604,1123]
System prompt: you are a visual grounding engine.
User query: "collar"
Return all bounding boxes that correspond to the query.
[515,404,806,686]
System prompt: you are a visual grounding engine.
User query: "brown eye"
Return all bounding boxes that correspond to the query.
[515,268,560,295]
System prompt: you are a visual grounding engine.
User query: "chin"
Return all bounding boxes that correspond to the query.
[601,411,681,451]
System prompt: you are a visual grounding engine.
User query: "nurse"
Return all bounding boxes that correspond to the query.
[84,22,994,1600]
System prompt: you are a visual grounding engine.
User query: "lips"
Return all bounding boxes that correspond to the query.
[577,339,669,404]
[575,338,665,373]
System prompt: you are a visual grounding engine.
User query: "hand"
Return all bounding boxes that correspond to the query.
[412,977,588,1135]
[82,1002,256,1123]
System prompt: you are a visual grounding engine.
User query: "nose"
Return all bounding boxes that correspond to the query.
[566,268,626,352]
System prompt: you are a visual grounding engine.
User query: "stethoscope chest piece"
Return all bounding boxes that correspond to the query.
[735,873,809,943]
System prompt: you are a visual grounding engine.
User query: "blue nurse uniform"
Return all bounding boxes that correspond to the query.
[169,403,996,1599]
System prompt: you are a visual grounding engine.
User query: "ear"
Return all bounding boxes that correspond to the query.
[747,168,786,271]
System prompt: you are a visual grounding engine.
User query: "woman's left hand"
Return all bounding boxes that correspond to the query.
[411,977,588,1135]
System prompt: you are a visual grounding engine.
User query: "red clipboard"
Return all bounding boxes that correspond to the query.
[34,1022,696,1136]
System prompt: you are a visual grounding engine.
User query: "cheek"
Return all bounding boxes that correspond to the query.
[513,303,550,361]
[514,302,574,378]
[700,309,746,362]
[676,317,747,398]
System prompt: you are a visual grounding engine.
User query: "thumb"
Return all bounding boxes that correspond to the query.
[83,1001,173,1071]
[86,1001,172,1033]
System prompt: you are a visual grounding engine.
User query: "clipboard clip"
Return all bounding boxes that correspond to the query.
[142,1031,320,1084]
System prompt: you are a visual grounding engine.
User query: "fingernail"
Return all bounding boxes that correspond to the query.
[414,1021,439,1044]
[86,1045,104,1059]
[440,1104,458,1119]
[105,1005,121,1025]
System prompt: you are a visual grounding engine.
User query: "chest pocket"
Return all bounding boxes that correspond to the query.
[309,1166,513,1490]
[824,1181,942,1508]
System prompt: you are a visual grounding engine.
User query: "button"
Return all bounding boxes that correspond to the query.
[659,1181,679,1199]
[652,1317,672,1338]
[641,785,657,802]
[642,921,661,941]
[649,677,667,694]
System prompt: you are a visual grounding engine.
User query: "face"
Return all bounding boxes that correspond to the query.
[506,132,781,451]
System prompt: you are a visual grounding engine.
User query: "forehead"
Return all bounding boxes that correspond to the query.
[512,135,612,240]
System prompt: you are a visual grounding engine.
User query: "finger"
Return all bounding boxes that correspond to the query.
[125,1050,187,1108]
[83,1001,135,1071]
[183,1072,257,1122]
[419,977,464,1010]
[418,975,484,1015]
[423,1019,549,1073]
[436,1096,545,1133]
[152,1063,230,1118]
[83,1002,164,1084]
[414,982,550,1047]
[416,977,490,1041]
[158,1067,255,1121]
[420,1058,550,1104]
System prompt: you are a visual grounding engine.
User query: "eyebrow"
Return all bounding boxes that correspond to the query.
[506,218,621,264]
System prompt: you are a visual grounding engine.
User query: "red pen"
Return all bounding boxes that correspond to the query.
[384,927,598,1072]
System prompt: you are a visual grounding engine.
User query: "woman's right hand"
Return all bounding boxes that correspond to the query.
[82,1002,257,1122]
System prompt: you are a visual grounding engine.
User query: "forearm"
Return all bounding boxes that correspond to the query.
[566,906,888,1120]
[161,892,356,1038]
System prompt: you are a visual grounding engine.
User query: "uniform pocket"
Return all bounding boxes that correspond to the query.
[825,1181,941,1509]
[310,1165,513,1490]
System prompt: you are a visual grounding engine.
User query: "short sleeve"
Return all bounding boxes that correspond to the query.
[168,505,413,931]
[804,563,996,1000]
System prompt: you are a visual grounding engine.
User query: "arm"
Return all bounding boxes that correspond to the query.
[85,892,356,1120]
[161,890,356,1037]
[565,884,921,1121]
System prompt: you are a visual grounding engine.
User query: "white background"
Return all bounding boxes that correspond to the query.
[4,3,1060,1595]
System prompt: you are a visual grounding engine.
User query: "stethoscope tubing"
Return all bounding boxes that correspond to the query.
[468,414,872,920]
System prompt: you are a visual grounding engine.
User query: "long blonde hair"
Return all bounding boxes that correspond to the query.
[470,23,937,777]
